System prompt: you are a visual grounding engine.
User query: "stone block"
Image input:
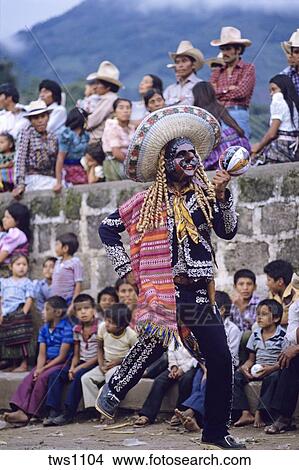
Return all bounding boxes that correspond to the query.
[236,207,254,236]
[37,224,52,252]
[281,169,299,198]
[87,214,110,249]
[261,202,298,235]
[224,241,269,274]
[87,187,112,209]
[96,255,118,290]
[55,221,80,238]
[30,195,62,217]
[64,190,82,220]
[277,237,299,272]
[238,176,274,203]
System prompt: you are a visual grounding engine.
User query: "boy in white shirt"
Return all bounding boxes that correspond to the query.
[81,303,137,409]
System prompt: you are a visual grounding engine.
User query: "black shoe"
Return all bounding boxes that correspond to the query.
[51,414,74,426]
[43,409,60,427]
[95,383,120,419]
[201,435,246,450]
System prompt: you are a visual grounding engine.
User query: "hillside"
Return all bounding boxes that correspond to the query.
[1,0,297,105]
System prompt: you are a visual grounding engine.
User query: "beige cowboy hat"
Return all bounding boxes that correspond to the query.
[205,52,225,68]
[168,40,205,71]
[210,27,252,47]
[282,29,299,54]
[89,60,123,88]
[125,105,221,183]
[24,99,52,118]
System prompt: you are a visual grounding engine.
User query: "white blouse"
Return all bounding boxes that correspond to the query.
[270,92,298,132]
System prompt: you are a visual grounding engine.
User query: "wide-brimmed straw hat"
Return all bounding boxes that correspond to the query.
[205,52,225,68]
[125,105,221,183]
[281,29,299,54]
[168,40,205,71]
[88,60,122,88]
[210,27,252,47]
[24,99,52,118]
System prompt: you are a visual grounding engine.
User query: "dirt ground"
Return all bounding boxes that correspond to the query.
[0,411,299,450]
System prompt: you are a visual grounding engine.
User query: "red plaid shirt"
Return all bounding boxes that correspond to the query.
[210,59,256,108]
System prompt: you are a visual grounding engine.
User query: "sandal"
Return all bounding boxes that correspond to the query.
[264,418,296,435]
[134,415,150,427]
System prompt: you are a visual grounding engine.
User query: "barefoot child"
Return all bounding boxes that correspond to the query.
[0,254,34,372]
[50,232,84,310]
[43,294,99,426]
[232,299,285,428]
[4,296,73,426]
[33,257,57,316]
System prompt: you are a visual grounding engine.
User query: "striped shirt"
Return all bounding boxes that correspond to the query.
[230,293,260,332]
[50,257,84,303]
[73,319,99,362]
[246,325,286,366]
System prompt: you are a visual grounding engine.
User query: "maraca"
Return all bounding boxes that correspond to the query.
[219,146,251,176]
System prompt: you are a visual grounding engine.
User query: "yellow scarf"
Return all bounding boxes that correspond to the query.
[172,186,199,244]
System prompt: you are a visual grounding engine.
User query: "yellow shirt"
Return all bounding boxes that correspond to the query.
[269,275,299,326]
[97,322,137,362]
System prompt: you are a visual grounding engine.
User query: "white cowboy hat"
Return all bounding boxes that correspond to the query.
[125,105,221,183]
[168,40,205,71]
[282,29,299,54]
[210,27,252,47]
[89,60,122,88]
[24,99,52,118]
[205,52,225,68]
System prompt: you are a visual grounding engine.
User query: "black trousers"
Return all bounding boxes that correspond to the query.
[232,369,280,414]
[270,355,299,418]
[108,284,232,441]
[140,367,196,423]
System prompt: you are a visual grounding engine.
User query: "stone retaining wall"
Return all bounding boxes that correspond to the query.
[0,162,298,298]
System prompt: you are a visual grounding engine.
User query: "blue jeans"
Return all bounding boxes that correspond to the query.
[225,107,251,139]
[46,361,95,417]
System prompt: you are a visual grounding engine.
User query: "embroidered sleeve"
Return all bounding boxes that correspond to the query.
[99,210,132,278]
[212,189,238,240]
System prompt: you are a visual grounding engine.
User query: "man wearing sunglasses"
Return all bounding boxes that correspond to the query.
[209,27,256,139]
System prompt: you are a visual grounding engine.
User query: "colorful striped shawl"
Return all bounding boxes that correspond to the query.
[119,191,179,347]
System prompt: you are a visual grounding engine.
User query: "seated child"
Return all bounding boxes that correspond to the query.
[3,296,73,426]
[134,340,197,427]
[230,269,260,332]
[33,256,57,315]
[81,303,137,410]
[50,232,84,308]
[97,286,118,319]
[80,143,105,183]
[175,290,242,432]
[0,132,15,192]
[217,290,242,367]
[43,294,99,426]
[232,299,285,428]
[0,254,34,372]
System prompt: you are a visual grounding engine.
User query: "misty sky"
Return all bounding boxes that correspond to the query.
[0,0,295,40]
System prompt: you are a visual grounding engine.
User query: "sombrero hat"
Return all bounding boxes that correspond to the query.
[168,40,205,71]
[125,105,221,183]
[281,29,299,55]
[210,27,252,47]
[24,99,52,118]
